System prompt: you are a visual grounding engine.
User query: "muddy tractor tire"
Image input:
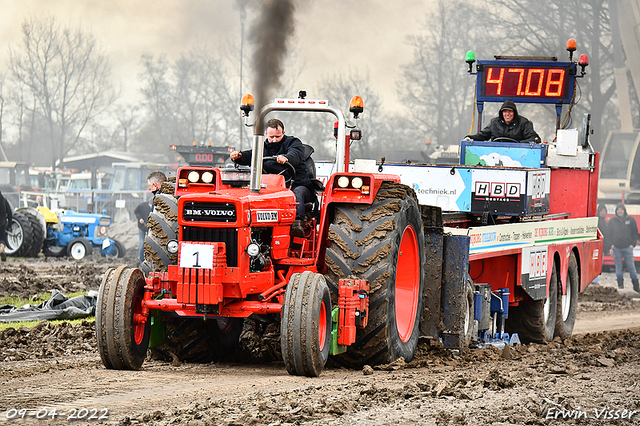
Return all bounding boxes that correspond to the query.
[143,190,178,273]
[151,317,243,363]
[325,182,425,367]
[506,260,558,343]
[6,209,45,257]
[68,237,93,260]
[555,252,579,339]
[96,266,151,370]
[281,271,332,377]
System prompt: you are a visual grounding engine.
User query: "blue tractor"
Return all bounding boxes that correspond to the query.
[40,208,126,260]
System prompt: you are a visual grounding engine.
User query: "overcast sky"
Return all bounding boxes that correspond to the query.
[0,0,435,113]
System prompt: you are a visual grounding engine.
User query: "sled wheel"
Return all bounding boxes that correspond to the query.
[6,209,44,257]
[506,260,558,343]
[281,271,332,377]
[96,265,150,370]
[68,237,93,260]
[325,182,425,367]
[555,252,579,339]
[143,192,178,272]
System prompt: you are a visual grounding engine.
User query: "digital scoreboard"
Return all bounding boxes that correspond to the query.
[476,60,577,104]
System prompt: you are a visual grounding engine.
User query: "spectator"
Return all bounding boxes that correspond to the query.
[593,204,609,283]
[608,202,639,292]
[147,171,167,195]
[465,99,540,143]
[134,199,152,263]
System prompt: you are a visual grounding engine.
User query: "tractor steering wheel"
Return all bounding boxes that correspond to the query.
[263,156,296,187]
[491,137,520,143]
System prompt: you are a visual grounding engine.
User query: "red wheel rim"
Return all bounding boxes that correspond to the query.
[395,225,420,343]
[133,291,145,345]
[318,300,327,351]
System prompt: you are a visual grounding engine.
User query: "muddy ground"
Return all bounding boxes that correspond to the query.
[1,251,640,425]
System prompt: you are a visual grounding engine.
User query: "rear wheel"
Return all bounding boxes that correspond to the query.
[6,209,44,257]
[555,252,578,339]
[143,191,178,273]
[151,317,242,363]
[506,261,558,343]
[68,237,92,260]
[281,271,332,377]
[95,266,150,370]
[325,182,425,367]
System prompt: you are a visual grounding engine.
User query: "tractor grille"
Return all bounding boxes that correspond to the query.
[182,202,236,222]
[181,226,238,267]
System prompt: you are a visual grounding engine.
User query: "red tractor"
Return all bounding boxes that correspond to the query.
[96,95,426,376]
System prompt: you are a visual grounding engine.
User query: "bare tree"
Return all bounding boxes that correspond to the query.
[137,46,239,153]
[398,0,502,147]
[0,74,8,161]
[9,17,116,168]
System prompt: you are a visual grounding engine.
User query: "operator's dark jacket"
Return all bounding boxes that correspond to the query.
[467,100,541,143]
[608,203,638,250]
[234,135,312,190]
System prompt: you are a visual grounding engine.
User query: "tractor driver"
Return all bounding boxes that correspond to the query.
[230,118,312,237]
[465,99,540,143]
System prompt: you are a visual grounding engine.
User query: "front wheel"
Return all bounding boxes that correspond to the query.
[555,252,578,339]
[281,271,332,377]
[68,237,93,260]
[95,266,151,370]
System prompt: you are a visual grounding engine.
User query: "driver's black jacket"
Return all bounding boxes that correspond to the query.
[467,100,540,143]
[234,135,311,189]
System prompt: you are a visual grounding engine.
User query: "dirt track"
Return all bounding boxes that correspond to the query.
[1,256,640,425]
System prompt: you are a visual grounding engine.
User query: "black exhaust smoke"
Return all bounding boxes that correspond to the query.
[249,0,297,134]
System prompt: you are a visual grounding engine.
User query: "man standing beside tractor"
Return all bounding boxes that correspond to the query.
[230,118,313,237]
[608,203,640,292]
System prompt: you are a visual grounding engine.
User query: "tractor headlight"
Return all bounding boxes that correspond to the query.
[167,240,179,254]
[351,177,363,189]
[201,171,214,183]
[98,226,107,236]
[337,176,350,188]
[246,242,260,257]
[187,171,200,183]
